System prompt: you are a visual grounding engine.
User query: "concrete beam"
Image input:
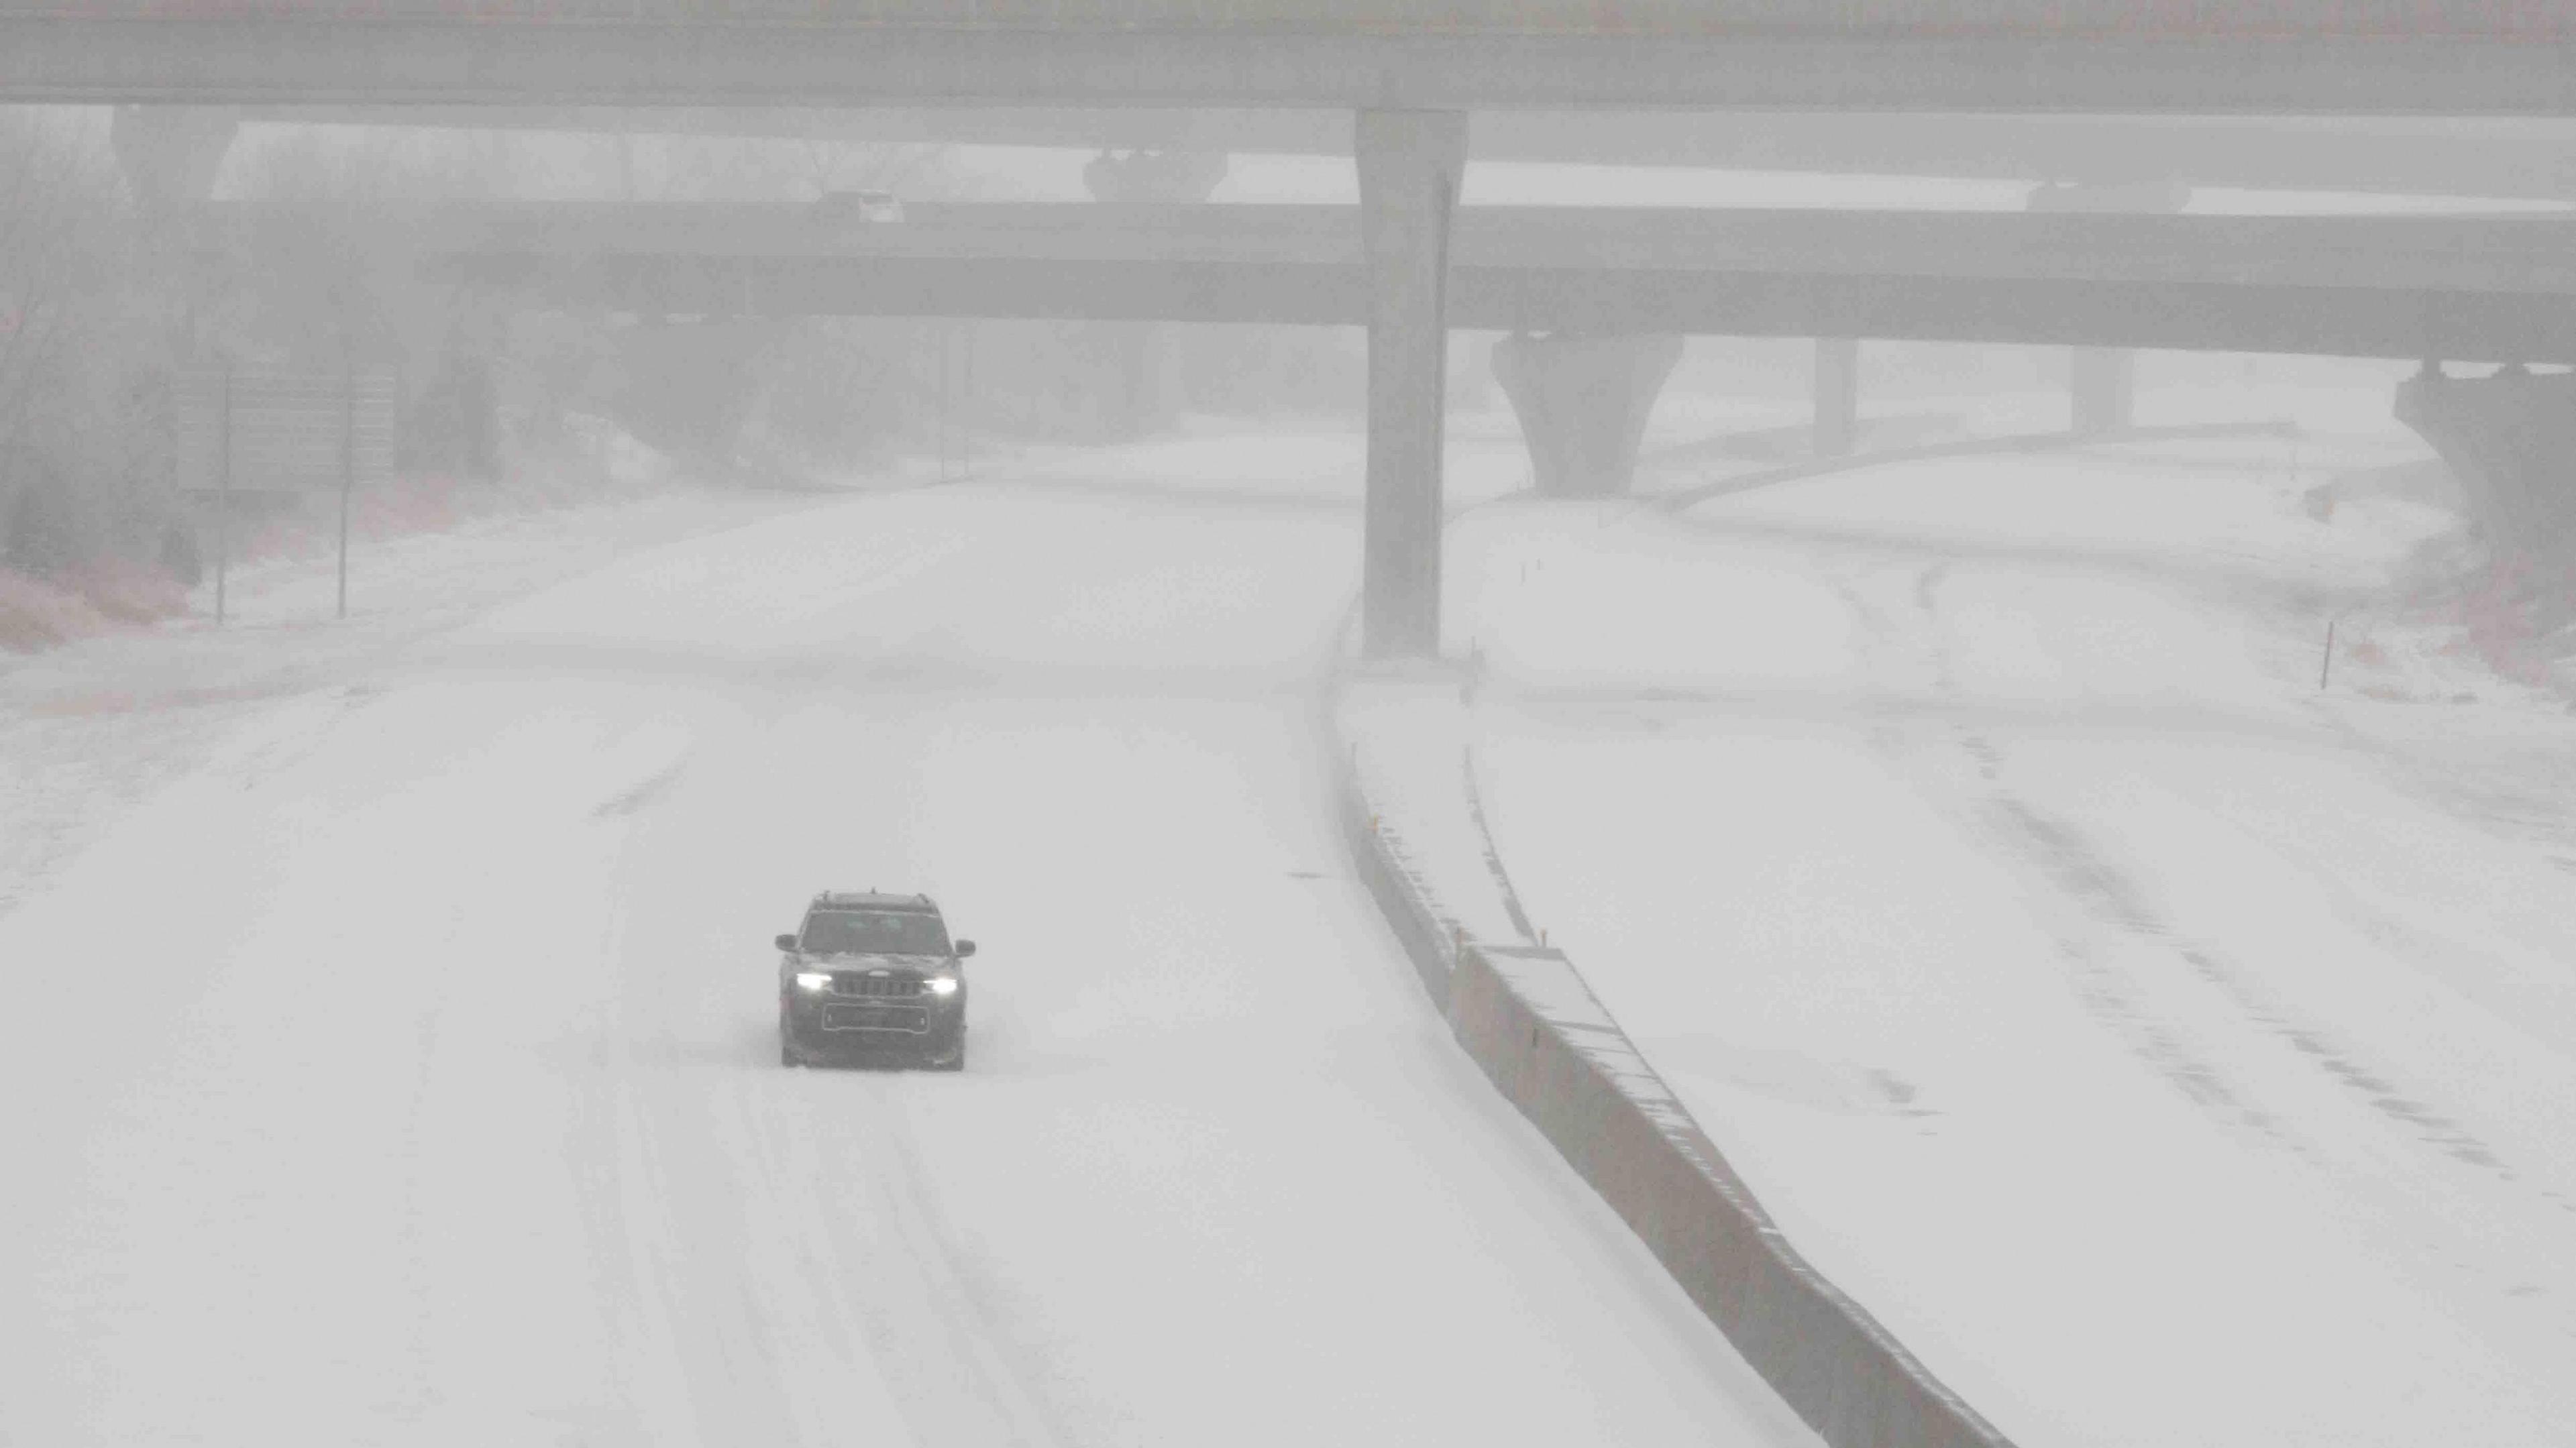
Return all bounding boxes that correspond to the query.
[215,107,2576,204]
[211,106,2576,203]
[407,252,2576,363]
[3,18,2568,115]
[1458,272,2576,365]
[1356,109,1466,662]
[302,204,2576,299]
[246,201,2576,358]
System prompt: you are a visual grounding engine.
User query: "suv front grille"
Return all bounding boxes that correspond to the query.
[830,972,924,999]
[822,1003,929,1034]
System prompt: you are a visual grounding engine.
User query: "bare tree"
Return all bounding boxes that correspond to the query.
[0,107,168,579]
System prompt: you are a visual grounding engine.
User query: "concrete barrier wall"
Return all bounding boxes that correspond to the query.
[1335,750,1457,1015]
[1331,683,2013,1448]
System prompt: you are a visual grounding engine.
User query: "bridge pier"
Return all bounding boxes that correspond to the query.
[1356,109,1466,661]
[2396,361,2576,553]
[1813,337,1861,457]
[2029,178,2188,435]
[1491,331,1681,498]
[1078,149,1228,438]
[2069,346,2136,437]
[414,302,505,478]
[110,105,237,212]
[110,107,235,357]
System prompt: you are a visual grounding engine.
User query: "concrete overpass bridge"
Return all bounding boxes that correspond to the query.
[205,107,2576,205]
[315,201,2576,366]
[2,3,2566,114]
[200,197,2576,562]
[26,0,2576,657]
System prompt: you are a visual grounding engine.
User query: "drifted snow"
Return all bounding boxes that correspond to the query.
[1453,426,2576,1447]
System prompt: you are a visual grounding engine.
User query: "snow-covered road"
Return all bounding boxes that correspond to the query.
[1454,426,2576,1447]
[0,458,1815,1445]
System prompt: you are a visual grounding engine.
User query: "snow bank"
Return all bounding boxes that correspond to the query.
[1332,670,2007,1448]
[1457,425,2576,1447]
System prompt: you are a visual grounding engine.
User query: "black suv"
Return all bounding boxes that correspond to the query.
[776,891,973,1070]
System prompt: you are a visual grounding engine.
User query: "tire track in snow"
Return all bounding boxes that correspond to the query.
[1860,509,2522,1182]
[1976,792,2294,1142]
[588,711,1071,1448]
[1965,764,2517,1180]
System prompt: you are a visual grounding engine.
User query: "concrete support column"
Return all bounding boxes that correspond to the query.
[419,302,506,478]
[2029,178,2188,435]
[1491,331,1682,498]
[109,110,235,341]
[2070,345,2135,437]
[110,105,238,213]
[1813,336,1861,457]
[2395,361,2576,553]
[1078,150,1228,438]
[1356,109,1467,661]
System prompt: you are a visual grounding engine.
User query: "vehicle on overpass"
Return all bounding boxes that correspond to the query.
[812,188,904,225]
[777,890,973,1070]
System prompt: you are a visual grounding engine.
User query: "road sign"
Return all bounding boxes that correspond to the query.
[175,366,399,624]
[175,367,397,494]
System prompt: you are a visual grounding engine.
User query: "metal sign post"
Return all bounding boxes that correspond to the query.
[338,361,354,620]
[175,364,396,626]
[215,367,232,626]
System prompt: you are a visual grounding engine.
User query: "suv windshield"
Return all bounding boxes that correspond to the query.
[800,909,949,957]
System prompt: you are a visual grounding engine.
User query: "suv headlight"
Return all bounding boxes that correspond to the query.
[795,971,832,991]
[926,975,960,997]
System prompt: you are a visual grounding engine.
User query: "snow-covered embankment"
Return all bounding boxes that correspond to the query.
[1331,671,2008,1448]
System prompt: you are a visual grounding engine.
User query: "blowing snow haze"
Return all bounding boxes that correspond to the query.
[3,7,2575,1447]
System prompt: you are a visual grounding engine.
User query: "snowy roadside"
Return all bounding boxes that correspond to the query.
[0,483,835,919]
[1435,423,2576,1446]
[0,419,1823,1448]
[0,402,1562,926]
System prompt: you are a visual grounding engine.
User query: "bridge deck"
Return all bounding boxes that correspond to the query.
[5,5,2569,111]
[205,201,2576,361]
[5,1,2561,35]
[219,108,2576,204]
[223,201,2576,297]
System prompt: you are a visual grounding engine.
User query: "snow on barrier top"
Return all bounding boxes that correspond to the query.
[1332,669,2012,1448]
[1337,680,1529,951]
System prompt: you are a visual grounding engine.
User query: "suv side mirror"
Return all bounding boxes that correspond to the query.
[774,933,799,952]
[954,940,977,958]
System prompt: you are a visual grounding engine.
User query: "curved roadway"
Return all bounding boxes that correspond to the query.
[0,469,1814,1446]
